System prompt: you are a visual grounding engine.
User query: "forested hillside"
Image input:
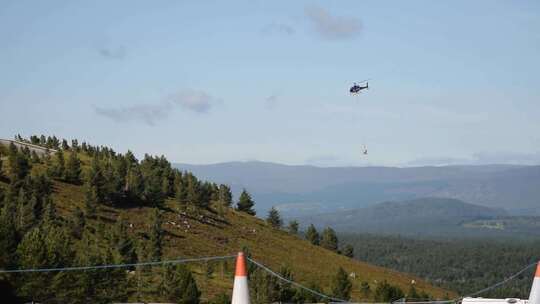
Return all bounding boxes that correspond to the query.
[176,162,540,217]
[340,233,540,299]
[296,198,540,238]
[0,135,452,303]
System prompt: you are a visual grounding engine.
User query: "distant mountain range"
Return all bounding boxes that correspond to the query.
[298,197,517,237]
[175,161,540,217]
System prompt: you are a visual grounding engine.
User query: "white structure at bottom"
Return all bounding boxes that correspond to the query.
[231,252,250,304]
[462,262,540,304]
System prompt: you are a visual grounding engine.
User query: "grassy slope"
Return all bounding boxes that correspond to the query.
[53,182,453,302]
[0,151,455,302]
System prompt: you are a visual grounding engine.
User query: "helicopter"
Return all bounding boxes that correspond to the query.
[350,79,369,94]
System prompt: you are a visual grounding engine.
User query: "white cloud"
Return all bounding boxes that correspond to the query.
[305,5,362,40]
[94,102,172,126]
[169,89,220,113]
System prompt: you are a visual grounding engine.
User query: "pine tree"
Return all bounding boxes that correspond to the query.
[7,143,30,182]
[343,244,354,258]
[408,285,420,299]
[84,184,98,218]
[266,206,282,228]
[185,173,201,206]
[149,208,163,261]
[331,267,352,300]
[160,264,201,304]
[144,174,165,208]
[250,268,279,304]
[277,266,296,302]
[218,184,233,207]
[320,227,339,252]
[360,281,371,298]
[87,155,106,202]
[236,189,256,215]
[65,152,82,183]
[53,148,66,179]
[374,280,405,302]
[114,216,137,264]
[42,196,59,227]
[305,224,320,245]
[17,225,73,301]
[16,187,35,233]
[0,209,18,268]
[72,206,85,239]
[127,165,144,198]
[287,220,299,234]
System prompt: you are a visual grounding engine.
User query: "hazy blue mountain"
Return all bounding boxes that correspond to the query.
[174,161,540,217]
[299,197,540,238]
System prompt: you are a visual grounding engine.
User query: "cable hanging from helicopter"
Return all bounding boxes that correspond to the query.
[349,79,371,157]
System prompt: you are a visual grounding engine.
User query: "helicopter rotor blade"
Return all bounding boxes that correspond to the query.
[357,78,371,83]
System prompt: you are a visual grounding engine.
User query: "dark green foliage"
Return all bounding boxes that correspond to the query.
[236,189,256,215]
[342,244,354,258]
[408,285,420,299]
[305,224,320,245]
[72,207,85,239]
[277,266,296,302]
[360,281,371,298]
[249,268,279,304]
[160,264,201,304]
[16,225,74,302]
[185,172,202,207]
[84,184,98,218]
[65,152,82,183]
[71,232,129,303]
[218,184,233,207]
[209,292,231,304]
[127,165,144,198]
[374,280,405,302]
[7,143,30,182]
[320,227,338,252]
[86,156,106,203]
[293,281,323,303]
[0,208,18,268]
[0,135,252,302]
[341,233,540,298]
[287,220,299,234]
[113,216,137,264]
[331,267,352,300]
[52,149,66,179]
[266,206,282,228]
[149,208,163,261]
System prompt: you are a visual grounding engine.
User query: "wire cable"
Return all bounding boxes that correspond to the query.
[247,257,347,303]
[464,262,538,298]
[0,255,236,274]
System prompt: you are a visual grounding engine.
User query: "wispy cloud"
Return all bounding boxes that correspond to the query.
[94,102,172,126]
[261,23,296,35]
[169,89,220,113]
[98,46,127,60]
[94,89,220,125]
[265,95,279,109]
[305,5,362,40]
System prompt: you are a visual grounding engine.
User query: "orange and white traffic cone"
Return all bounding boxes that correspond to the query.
[529,262,540,304]
[231,252,250,304]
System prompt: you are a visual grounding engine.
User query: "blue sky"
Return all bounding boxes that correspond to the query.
[1,0,539,166]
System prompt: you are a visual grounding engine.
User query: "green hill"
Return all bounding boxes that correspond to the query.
[0,137,453,303]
